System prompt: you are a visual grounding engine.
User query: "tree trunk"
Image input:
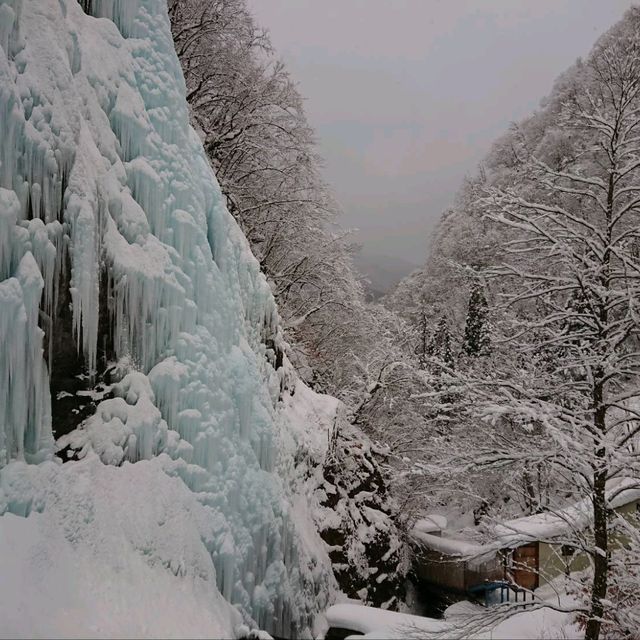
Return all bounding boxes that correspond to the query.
[585,469,608,640]
[585,383,609,640]
[585,159,616,640]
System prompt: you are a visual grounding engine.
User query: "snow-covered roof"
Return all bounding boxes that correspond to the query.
[412,479,640,556]
[411,529,489,558]
[608,477,640,510]
[414,514,448,534]
[494,478,640,548]
[494,507,589,548]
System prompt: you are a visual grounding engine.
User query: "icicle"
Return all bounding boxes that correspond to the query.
[0,188,19,280]
[25,218,59,318]
[89,0,141,38]
[0,253,52,465]
[0,0,20,58]
[16,252,52,458]
[0,278,27,464]
[68,196,99,374]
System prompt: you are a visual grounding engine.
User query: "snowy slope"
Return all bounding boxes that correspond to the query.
[0,456,240,639]
[0,0,336,636]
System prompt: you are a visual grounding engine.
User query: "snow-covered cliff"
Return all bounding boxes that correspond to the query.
[0,0,336,636]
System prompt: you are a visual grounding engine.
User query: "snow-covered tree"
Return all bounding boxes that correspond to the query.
[168,0,421,606]
[426,317,454,369]
[168,0,373,401]
[437,12,640,638]
[461,279,490,357]
[417,309,429,368]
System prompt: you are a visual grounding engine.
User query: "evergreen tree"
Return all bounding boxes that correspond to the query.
[462,280,490,357]
[417,310,429,369]
[426,317,454,368]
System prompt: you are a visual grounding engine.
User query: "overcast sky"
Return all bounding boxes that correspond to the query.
[248,0,636,265]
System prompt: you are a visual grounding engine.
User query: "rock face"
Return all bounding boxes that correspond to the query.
[317,424,408,609]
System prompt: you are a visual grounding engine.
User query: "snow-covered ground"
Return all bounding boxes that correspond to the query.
[0,376,341,638]
[0,456,239,639]
[323,584,581,640]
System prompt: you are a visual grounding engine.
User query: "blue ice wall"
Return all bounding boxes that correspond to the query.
[0,0,333,635]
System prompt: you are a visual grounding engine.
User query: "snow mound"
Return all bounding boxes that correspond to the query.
[324,601,578,640]
[325,603,449,637]
[0,455,239,639]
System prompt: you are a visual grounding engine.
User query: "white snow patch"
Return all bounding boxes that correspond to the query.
[0,455,239,639]
[324,600,579,639]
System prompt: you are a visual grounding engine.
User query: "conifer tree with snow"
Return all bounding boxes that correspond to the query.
[416,309,429,368]
[461,279,490,357]
[426,317,454,369]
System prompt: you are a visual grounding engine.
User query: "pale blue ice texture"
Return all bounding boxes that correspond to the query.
[0,0,334,635]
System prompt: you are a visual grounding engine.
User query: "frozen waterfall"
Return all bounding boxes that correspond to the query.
[0,0,336,636]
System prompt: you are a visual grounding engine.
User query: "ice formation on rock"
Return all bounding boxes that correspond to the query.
[0,0,336,635]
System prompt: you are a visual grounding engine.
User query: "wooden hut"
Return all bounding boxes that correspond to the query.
[411,529,503,592]
[495,480,640,590]
[411,479,640,595]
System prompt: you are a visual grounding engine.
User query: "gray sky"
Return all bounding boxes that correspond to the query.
[249,0,636,265]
